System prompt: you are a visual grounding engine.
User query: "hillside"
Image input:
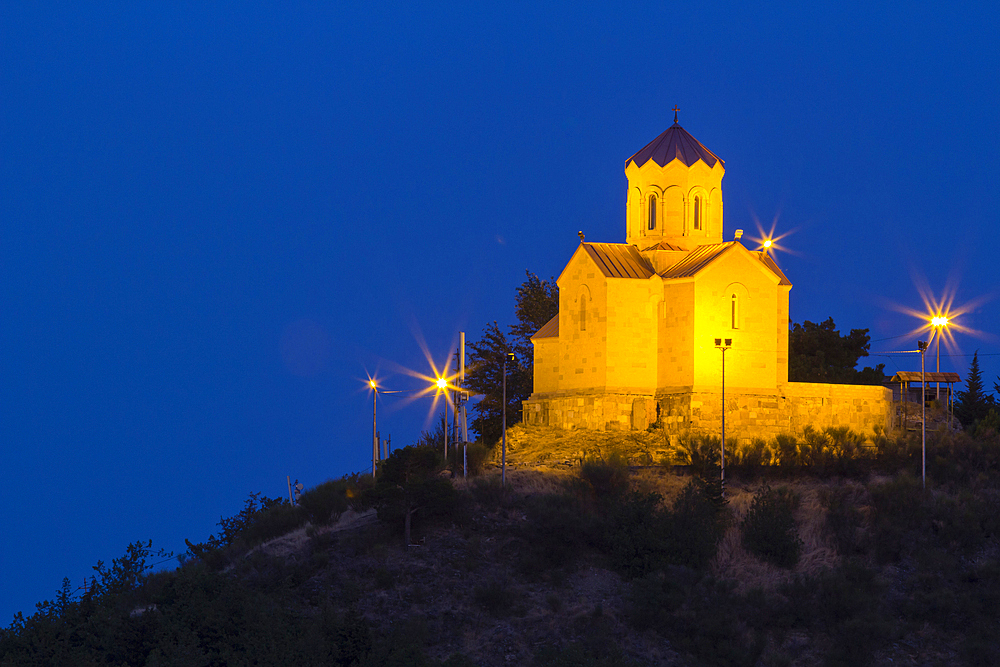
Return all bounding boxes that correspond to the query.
[4,425,1000,667]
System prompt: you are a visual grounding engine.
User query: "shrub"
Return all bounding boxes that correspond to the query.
[470,475,505,507]
[741,485,802,569]
[447,441,491,476]
[579,449,630,497]
[299,479,351,525]
[677,436,721,474]
[215,492,286,547]
[473,577,516,616]
[666,479,725,569]
[773,434,800,466]
[733,437,768,468]
[819,485,867,556]
[242,501,307,545]
[605,491,668,577]
[520,492,602,571]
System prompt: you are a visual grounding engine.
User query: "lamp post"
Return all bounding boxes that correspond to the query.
[370,380,378,479]
[502,352,514,487]
[918,339,928,489]
[436,377,448,462]
[931,316,948,401]
[714,338,732,490]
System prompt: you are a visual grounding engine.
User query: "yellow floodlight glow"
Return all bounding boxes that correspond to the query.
[748,212,798,257]
[884,268,995,361]
[436,377,447,389]
[369,379,377,389]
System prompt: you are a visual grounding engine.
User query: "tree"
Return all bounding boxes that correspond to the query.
[372,445,455,546]
[788,317,885,384]
[466,272,558,444]
[955,351,996,426]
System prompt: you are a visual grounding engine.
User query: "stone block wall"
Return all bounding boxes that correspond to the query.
[523,382,893,441]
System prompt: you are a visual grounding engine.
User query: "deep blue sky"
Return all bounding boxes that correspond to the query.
[3,2,998,620]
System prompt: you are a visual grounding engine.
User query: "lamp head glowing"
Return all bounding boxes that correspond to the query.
[369,379,377,389]
[931,316,949,327]
[763,239,772,249]
[436,378,447,389]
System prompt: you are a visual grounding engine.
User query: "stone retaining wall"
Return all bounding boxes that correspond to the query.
[523,382,893,441]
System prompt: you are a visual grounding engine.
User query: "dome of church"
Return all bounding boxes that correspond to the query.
[625,122,724,170]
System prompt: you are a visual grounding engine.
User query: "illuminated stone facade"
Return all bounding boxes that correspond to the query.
[523,121,892,440]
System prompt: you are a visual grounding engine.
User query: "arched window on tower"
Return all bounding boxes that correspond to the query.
[731,293,739,329]
[648,194,657,231]
[693,195,702,231]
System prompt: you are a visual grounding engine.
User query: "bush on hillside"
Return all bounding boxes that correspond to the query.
[579,449,630,497]
[741,485,802,569]
[446,441,491,477]
[299,479,351,525]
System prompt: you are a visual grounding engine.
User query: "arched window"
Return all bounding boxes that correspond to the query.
[693,195,702,231]
[731,293,739,329]
[580,295,587,331]
[648,194,657,231]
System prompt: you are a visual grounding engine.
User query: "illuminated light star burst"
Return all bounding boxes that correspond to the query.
[889,273,995,359]
[365,320,464,430]
[747,211,799,257]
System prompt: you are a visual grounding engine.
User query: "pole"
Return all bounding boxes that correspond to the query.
[919,340,927,489]
[936,328,941,401]
[372,386,378,479]
[714,338,730,492]
[502,353,509,487]
[721,347,726,490]
[443,386,448,463]
[287,476,294,504]
[460,332,468,444]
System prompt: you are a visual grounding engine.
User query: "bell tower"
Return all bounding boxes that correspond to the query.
[624,109,725,251]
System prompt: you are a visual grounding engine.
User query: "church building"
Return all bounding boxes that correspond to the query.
[523,116,892,441]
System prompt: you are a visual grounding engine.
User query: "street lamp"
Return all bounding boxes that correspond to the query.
[370,379,378,479]
[714,338,732,491]
[502,352,515,487]
[918,340,928,489]
[436,377,448,462]
[931,316,948,401]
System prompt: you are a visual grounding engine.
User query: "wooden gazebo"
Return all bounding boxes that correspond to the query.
[889,371,961,430]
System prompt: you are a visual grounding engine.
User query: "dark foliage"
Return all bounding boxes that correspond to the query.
[370,445,456,545]
[789,317,885,384]
[446,440,491,476]
[579,450,630,497]
[955,351,997,427]
[741,485,803,569]
[629,573,766,667]
[298,479,351,525]
[465,272,558,444]
[519,492,603,572]
[472,577,517,616]
[185,492,306,569]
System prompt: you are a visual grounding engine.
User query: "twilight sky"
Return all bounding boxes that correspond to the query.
[2,1,998,621]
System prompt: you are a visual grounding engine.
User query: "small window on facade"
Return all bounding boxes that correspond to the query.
[693,195,702,230]
[580,296,587,331]
[648,194,657,231]
[731,293,739,329]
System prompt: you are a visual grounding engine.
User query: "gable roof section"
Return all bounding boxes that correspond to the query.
[582,243,655,279]
[626,123,724,170]
[640,240,686,252]
[531,313,559,340]
[660,242,734,278]
[758,251,792,286]
[659,242,792,286]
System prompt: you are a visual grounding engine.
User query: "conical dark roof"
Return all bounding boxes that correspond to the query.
[625,123,723,170]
